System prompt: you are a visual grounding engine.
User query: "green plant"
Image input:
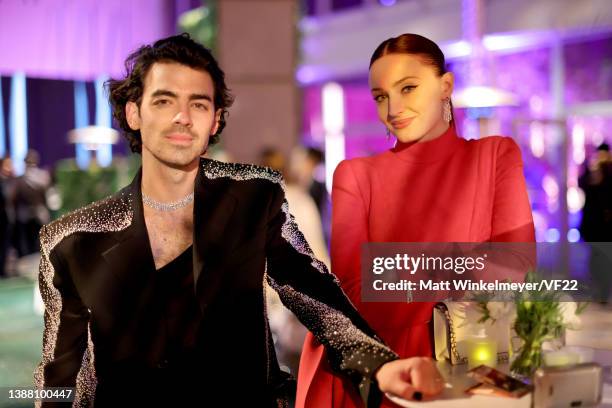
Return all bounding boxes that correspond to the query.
[53,156,140,218]
[512,272,587,376]
[474,271,587,377]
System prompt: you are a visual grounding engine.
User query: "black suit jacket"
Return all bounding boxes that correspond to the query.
[34,158,397,407]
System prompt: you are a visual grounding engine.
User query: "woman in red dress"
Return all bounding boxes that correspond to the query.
[296,33,535,407]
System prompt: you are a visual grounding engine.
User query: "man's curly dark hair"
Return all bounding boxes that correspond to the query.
[106,33,234,153]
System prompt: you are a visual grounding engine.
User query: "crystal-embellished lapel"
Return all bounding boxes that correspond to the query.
[193,158,237,310]
[101,169,156,289]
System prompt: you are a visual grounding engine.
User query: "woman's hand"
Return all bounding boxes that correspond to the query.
[375,357,444,401]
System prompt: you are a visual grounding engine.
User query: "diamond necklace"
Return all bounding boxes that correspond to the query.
[142,191,194,212]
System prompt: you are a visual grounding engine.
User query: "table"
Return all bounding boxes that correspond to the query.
[387,348,612,407]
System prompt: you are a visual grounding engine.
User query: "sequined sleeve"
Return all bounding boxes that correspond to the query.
[34,226,91,407]
[264,183,398,407]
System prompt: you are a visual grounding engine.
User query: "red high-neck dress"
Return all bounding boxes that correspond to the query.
[296,126,535,408]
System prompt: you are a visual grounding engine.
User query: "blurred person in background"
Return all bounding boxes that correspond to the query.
[11,149,51,257]
[291,146,330,244]
[301,147,328,215]
[297,33,535,408]
[579,142,612,303]
[0,156,15,278]
[35,33,443,407]
[261,147,329,267]
[579,142,612,242]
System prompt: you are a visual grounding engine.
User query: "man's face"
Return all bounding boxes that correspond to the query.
[1,158,13,177]
[596,150,611,164]
[126,62,221,169]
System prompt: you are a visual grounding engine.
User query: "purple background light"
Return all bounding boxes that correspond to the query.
[0,0,176,80]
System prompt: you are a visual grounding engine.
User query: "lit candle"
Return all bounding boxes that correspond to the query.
[467,330,497,369]
[543,350,580,367]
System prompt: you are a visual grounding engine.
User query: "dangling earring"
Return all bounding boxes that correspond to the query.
[443,98,452,123]
[386,128,392,141]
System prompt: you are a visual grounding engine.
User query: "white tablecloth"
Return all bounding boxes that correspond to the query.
[387,348,612,407]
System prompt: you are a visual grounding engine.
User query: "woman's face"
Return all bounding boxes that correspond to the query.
[369,53,453,143]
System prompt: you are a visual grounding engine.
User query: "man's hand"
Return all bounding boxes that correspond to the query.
[375,357,444,401]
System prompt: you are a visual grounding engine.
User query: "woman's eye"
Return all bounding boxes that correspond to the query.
[374,95,386,103]
[402,85,417,93]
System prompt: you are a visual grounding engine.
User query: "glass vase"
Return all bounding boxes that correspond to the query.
[510,337,543,378]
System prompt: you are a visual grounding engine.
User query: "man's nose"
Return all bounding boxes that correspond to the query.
[173,107,193,127]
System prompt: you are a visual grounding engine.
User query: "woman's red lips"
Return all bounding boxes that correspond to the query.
[390,117,414,129]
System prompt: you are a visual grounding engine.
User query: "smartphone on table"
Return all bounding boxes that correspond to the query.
[466,365,532,398]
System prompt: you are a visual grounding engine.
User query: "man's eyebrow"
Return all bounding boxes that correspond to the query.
[150,89,177,98]
[150,89,213,102]
[188,93,213,102]
[370,76,418,92]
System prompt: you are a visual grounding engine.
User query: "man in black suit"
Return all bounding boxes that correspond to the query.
[35,34,442,407]
[579,143,612,303]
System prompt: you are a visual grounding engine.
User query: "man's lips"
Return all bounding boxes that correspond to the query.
[390,117,414,129]
[166,133,193,142]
